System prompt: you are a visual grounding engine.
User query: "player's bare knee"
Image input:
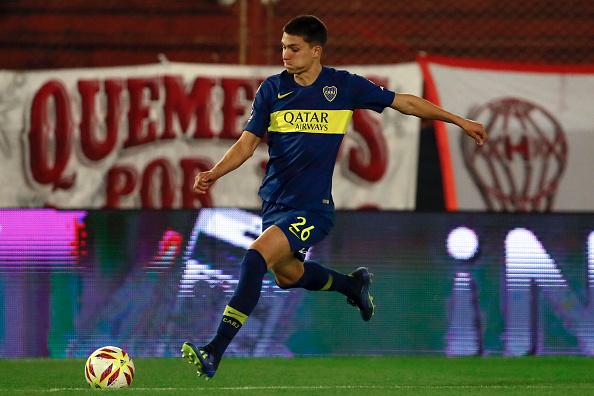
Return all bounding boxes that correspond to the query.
[270,258,304,288]
[273,274,291,289]
[272,271,300,289]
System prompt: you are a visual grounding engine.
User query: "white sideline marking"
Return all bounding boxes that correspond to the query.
[3,384,594,392]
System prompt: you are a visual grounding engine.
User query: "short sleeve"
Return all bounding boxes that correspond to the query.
[349,74,396,113]
[244,81,272,138]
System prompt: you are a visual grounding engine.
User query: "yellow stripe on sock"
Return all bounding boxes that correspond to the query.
[320,274,334,291]
[223,305,248,325]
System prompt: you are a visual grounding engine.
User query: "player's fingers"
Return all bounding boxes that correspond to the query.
[193,178,203,191]
[472,127,487,146]
[194,173,211,188]
[475,133,484,146]
[478,128,488,144]
[477,125,486,136]
[194,178,214,194]
[200,176,213,185]
[193,183,208,194]
[193,174,203,189]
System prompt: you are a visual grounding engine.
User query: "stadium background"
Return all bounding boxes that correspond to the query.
[1,0,594,364]
[3,0,593,67]
[2,0,593,210]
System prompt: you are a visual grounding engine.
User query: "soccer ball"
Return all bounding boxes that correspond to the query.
[84,346,135,389]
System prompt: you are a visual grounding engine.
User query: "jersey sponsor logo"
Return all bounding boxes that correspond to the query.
[323,86,338,102]
[268,109,353,134]
[277,91,294,99]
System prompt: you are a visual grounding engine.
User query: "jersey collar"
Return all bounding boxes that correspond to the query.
[280,66,330,91]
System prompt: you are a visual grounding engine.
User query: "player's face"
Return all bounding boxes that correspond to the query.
[281,32,321,74]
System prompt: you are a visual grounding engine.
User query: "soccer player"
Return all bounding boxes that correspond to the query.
[182,15,487,378]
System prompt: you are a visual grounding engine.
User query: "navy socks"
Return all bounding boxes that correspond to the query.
[206,249,267,359]
[282,260,357,299]
[205,254,356,361]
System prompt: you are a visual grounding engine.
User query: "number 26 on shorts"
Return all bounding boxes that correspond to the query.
[289,216,315,241]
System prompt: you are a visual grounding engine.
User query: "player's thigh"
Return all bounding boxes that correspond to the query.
[250,224,294,269]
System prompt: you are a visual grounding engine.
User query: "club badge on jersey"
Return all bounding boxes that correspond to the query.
[323,85,338,102]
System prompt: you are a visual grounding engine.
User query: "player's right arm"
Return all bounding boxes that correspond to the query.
[193,131,261,194]
[194,78,271,194]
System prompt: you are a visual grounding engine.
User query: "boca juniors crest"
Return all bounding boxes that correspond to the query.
[323,85,337,102]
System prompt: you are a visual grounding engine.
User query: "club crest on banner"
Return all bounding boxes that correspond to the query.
[323,86,337,102]
[461,97,567,212]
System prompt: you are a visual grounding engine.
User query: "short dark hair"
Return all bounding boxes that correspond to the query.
[283,15,327,47]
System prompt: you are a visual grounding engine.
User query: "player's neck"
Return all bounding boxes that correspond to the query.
[293,63,322,86]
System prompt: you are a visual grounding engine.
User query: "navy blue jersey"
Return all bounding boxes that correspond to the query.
[244,66,395,212]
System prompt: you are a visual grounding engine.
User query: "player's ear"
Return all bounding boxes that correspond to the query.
[312,44,322,59]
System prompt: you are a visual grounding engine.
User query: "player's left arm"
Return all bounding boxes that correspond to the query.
[391,93,487,145]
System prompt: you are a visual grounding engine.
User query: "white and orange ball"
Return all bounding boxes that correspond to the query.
[84,346,135,389]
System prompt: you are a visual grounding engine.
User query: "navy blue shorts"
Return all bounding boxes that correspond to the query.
[261,201,334,261]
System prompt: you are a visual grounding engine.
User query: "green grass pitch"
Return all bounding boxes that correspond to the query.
[1,356,594,395]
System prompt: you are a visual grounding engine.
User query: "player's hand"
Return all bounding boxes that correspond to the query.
[193,170,217,194]
[460,119,488,146]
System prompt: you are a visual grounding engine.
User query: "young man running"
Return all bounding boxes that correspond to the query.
[182,15,487,379]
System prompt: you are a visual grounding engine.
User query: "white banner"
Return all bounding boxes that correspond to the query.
[0,62,421,209]
[422,56,594,211]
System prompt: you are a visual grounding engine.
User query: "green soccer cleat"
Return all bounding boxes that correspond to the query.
[181,342,218,379]
[347,267,375,321]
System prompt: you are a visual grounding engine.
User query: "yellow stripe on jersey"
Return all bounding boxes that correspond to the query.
[223,305,248,325]
[268,110,353,134]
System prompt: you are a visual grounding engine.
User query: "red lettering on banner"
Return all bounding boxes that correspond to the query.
[106,166,138,207]
[347,76,389,182]
[140,158,176,208]
[105,158,215,208]
[162,76,216,139]
[26,74,267,208]
[180,158,214,208]
[350,109,387,182]
[78,79,123,161]
[124,77,160,148]
[28,80,75,189]
[220,78,257,140]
